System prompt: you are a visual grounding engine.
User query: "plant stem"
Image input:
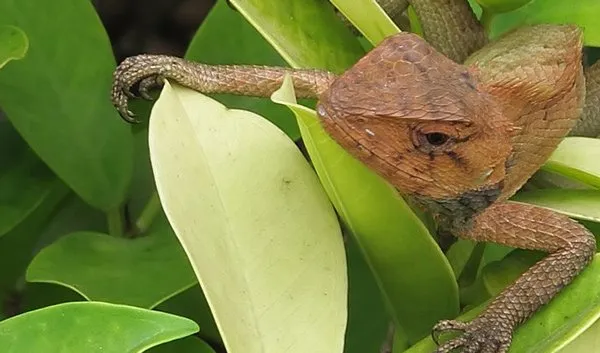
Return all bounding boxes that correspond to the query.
[135,192,161,235]
[107,207,124,237]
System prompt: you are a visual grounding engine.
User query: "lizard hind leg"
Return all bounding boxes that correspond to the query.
[434,201,596,353]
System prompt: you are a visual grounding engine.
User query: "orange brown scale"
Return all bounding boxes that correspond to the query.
[316,33,512,202]
[466,24,585,199]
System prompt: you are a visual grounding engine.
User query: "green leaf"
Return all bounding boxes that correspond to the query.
[457,250,542,309]
[512,189,600,223]
[541,137,600,189]
[467,0,484,18]
[149,82,348,353]
[559,316,600,352]
[0,180,69,319]
[344,236,390,353]
[487,253,600,353]
[329,0,401,45]
[229,1,457,341]
[156,285,222,345]
[0,302,199,353]
[0,25,27,69]
[475,0,532,13]
[229,0,364,71]
[0,150,58,237]
[406,254,600,353]
[0,120,61,238]
[185,0,299,139]
[446,240,478,278]
[20,283,85,315]
[488,0,600,46]
[123,114,161,225]
[479,250,542,299]
[32,192,107,247]
[271,76,459,343]
[392,328,410,353]
[148,336,216,353]
[1,183,107,317]
[26,216,197,309]
[0,0,133,210]
[528,169,592,190]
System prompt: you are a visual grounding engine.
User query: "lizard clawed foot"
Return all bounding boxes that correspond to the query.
[432,318,512,353]
[111,54,182,123]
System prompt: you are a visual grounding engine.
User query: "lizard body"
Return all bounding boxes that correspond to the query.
[110,1,599,352]
[465,25,585,199]
[315,27,594,352]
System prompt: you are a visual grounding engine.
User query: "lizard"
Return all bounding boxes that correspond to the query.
[110,0,600,352]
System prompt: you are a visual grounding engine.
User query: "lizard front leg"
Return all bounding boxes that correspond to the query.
[434,202,596,353]
[111,55,336,122]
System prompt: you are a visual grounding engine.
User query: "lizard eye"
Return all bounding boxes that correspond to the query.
[412,128,456,153]
[424,132,450,146]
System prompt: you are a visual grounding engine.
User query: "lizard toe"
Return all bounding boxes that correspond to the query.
[138,75,164,100]
[110,84,136,123]
[434,335,467,353]
[433,318,511,353]
[111,54,173,123]
[432,319,467,345]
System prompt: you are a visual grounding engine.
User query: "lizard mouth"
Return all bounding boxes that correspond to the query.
[315,103,357,149]
[315,103,385,167]
[409,181,503,231]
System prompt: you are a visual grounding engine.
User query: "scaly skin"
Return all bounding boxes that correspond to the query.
[111,55,335,121]
[465,25,586,199]
[570,60,600,137]
[409,0,487,63]
[315,32,593,352]
[431,202,595,352]
[110,1,599,352]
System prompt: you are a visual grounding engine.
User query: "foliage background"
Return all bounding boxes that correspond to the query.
[1,0,600,352]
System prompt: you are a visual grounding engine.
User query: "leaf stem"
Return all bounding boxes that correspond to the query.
[107,207,124,237]
[135,192,161,235]
[480,9,493,32]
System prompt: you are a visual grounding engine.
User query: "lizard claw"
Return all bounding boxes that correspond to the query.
[432,318,512,353]
[432,319,467,345]
[110,54,178,123]
[138,75,164,100]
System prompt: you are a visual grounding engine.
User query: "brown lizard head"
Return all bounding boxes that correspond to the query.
[316,33,514,202]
